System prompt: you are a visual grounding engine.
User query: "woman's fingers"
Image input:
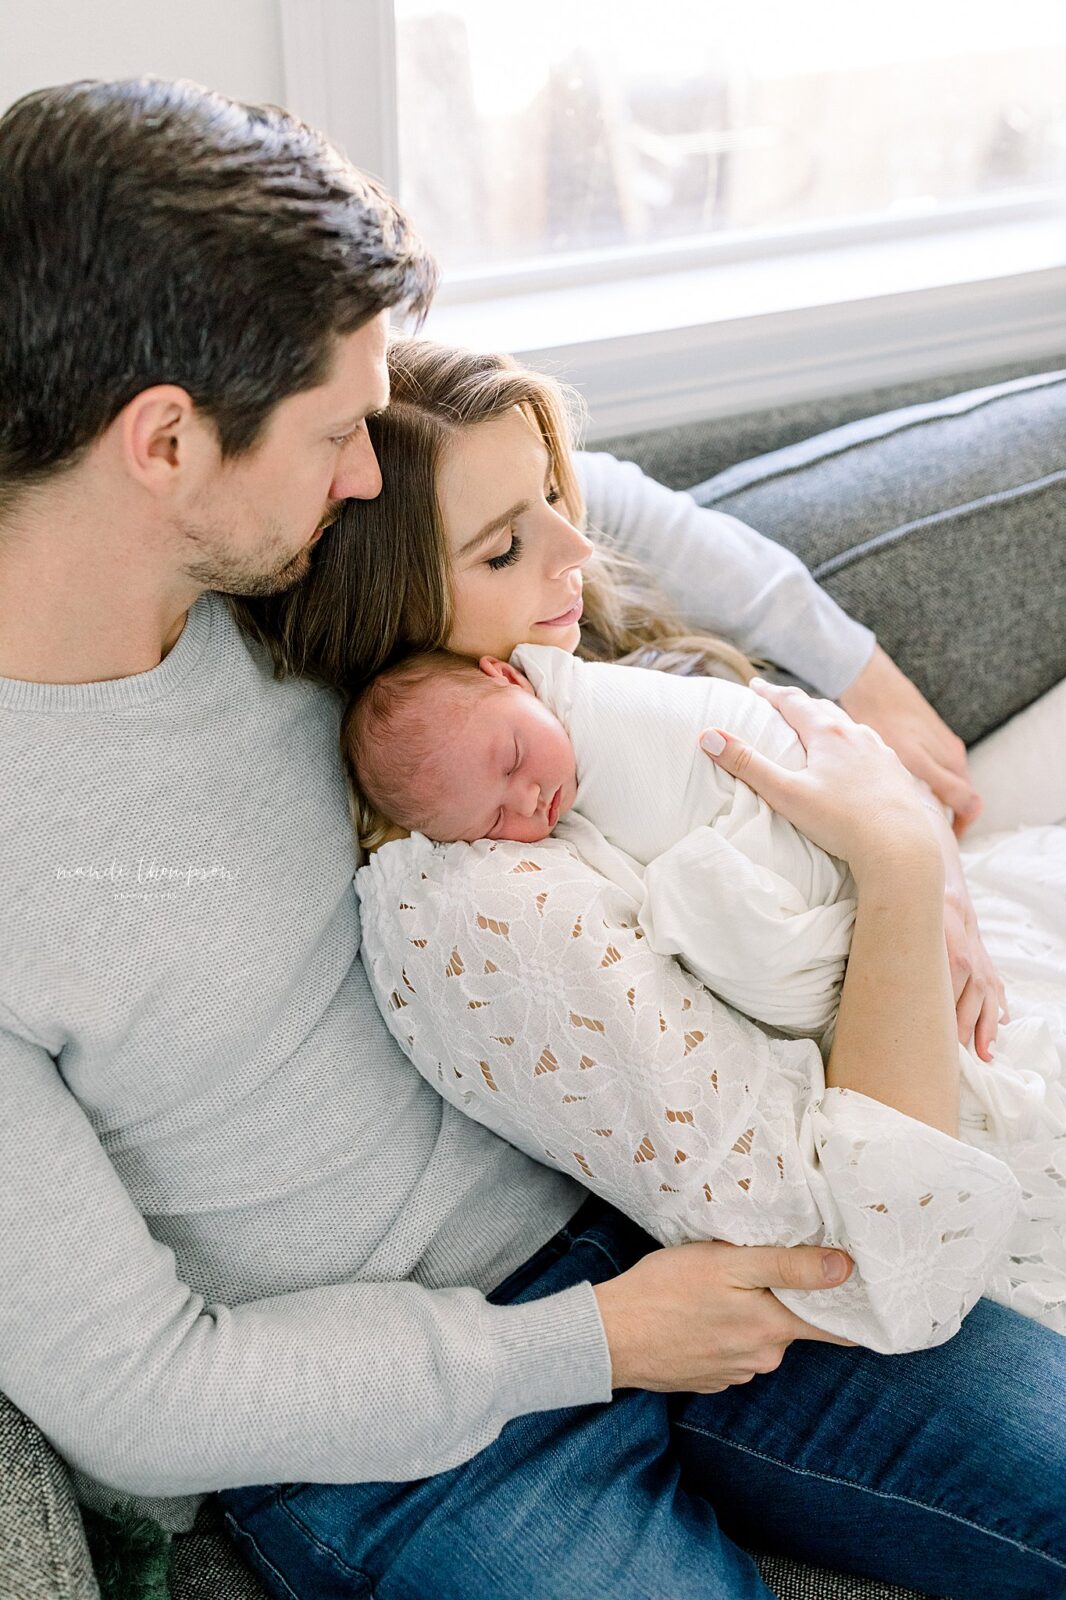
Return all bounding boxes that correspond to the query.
[973,988,1001,1062]
[921,758,983,835]
[954,975,986,1050]
[835,643,983,832]
[699,727,795,811]
[747,677,841,742]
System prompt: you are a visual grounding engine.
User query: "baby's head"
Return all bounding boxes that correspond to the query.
[346,650,578,844]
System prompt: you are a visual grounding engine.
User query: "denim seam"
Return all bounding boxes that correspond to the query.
[569,1230,629,1277]
[673,1419,1066,1572]
[221,1509,305,1600]
[697,372,1066,506]
[272,1493,377,1587]
[810,468,1066,582]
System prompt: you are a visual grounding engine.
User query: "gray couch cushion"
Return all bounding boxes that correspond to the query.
[0,1391,99,1599]
[755,1552,938,1600]
[170,1505,267,1600]
[689,371,1066,745]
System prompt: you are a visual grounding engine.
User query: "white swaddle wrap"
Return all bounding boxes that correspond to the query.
[511,644,856,1036]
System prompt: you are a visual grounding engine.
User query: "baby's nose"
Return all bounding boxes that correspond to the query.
[518,779,542,817]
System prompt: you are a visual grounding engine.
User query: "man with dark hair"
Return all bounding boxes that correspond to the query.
[0,77,1060,1600]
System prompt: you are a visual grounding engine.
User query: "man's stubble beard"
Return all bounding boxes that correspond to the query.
[177,515,316,597]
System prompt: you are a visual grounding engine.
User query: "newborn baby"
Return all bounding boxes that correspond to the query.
[348,643,856,1037]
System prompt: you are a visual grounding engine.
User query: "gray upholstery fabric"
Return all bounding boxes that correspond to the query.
[0,1392,98,1600]
[595,351,1066,492]
[689,370,1066,745]
[169,1504,267,1600]
[755,1554,938,1600]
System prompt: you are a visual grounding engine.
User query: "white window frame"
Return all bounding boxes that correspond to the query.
[279,0,1066,437]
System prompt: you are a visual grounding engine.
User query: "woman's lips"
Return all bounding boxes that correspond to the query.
[538,596,583,628]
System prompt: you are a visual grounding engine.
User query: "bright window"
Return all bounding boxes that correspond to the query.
[393,0,1066,280]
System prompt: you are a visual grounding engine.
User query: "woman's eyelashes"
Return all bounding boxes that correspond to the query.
[484,486,562,571]
[487,533,522,571]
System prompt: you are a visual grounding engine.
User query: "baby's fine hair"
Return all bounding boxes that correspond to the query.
[343,650,492,847]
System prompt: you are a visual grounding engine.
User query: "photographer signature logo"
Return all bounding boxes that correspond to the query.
[54,856,239,904]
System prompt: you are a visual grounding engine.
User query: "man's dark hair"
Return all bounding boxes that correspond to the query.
[0,77,437,506]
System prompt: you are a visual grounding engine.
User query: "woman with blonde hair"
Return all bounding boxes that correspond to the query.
[231,337,753,683]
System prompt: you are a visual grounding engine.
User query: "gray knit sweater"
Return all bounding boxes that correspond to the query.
[0,452,873,1532]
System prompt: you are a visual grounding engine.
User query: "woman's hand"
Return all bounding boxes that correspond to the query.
[943,879,1008,1060]
[700,678,940,882]
[912,779,1008,1060]
[838,645,981,837]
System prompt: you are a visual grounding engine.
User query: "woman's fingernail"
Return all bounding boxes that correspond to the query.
[700,730,725,756]
[749,675,766,687]
[822,1251,848,1284]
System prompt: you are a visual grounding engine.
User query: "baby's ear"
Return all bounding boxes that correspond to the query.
[478,655,532,692]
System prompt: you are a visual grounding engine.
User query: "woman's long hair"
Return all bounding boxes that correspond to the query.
[227,336,757,846]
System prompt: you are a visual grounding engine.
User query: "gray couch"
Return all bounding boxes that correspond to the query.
[3,366,1064,1600]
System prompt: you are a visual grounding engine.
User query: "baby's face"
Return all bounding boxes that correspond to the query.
[424,668,578,844]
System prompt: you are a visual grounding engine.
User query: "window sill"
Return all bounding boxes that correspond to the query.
[421,216,1066,439]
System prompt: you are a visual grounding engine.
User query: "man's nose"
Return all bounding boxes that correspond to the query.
[330,424,383,501]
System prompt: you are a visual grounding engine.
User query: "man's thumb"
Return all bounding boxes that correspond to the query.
[732,1243,853,1292]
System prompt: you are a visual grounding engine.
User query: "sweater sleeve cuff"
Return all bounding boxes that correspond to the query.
[481,1279,613,1419]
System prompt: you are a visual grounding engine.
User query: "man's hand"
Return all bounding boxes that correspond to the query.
[838,645,981,836]
[593,1239,855,1393]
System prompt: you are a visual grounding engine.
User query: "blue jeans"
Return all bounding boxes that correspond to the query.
[217,1195,1066,1600]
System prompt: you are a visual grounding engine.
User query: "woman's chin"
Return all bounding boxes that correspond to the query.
[531,620,581,654]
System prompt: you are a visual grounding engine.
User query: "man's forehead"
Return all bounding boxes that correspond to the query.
[319,316,391,416]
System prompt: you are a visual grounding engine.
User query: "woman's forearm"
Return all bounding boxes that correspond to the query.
[827,842,960,1136]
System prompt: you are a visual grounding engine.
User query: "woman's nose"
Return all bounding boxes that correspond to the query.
[330,424,383,501]
[550,515,594,578]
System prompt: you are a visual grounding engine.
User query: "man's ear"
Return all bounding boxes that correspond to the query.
[478,655,534,693]
[113,385,204,497]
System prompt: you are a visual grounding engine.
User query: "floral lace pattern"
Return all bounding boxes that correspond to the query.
[358,832,1030,1353]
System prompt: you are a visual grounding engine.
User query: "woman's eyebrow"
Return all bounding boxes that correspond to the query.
[459,500,531,557]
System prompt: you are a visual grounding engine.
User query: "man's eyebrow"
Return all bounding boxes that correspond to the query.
[459,500,531,558]
[329,388,390,433]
